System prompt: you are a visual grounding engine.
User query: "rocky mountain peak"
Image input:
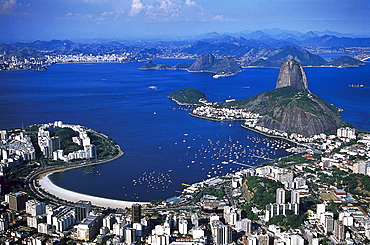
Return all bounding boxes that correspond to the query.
[275,59,308,90]
[188,53,242,75]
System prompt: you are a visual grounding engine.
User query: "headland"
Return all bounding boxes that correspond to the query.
[8,121,140,208]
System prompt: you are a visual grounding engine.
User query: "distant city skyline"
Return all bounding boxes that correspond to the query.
[0,0,369,42]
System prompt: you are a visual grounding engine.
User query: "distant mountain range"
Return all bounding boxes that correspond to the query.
[0,29,368,71]
[246,46,364,68]
[1,29,369,56]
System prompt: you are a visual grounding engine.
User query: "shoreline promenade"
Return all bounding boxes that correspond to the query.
[30,130,149,208]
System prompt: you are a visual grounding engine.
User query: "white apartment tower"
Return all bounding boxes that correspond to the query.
[178,216,188,235]
[26,200,46,216]
[291,190,300,204]
[337,127,356,139]
[276,188,286,204]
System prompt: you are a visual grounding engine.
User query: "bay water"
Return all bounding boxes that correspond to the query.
[0,59,369,201]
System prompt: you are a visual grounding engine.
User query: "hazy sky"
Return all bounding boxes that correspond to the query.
[1,0,369,42]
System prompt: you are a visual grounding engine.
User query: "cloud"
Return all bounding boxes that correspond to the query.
[129,0,145,16]
[63,10,126,23]
[59,0,224,24]
[212,15,224,21]
[65,12,92,18]
[185,0,196,6]
[0,0,19,14]
[127,0,220,22]
[0,0,16,11]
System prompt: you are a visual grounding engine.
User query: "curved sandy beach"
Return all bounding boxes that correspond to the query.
[39,174,148,208]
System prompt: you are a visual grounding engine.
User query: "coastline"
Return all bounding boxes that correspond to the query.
[31,130,150,208]
[241,123,296,144]
[168,97,200,106]
[38,173,148,208]
[190,110,296,144]
[189,112,246,122]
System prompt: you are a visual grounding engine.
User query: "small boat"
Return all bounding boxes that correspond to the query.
[349,84,364,88]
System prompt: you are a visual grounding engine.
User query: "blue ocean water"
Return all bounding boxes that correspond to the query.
[0,60,369,201]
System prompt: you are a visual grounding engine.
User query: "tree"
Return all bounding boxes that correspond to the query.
[54,128,83,154]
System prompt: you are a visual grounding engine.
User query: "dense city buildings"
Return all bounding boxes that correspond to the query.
[0,131,36,176]
[1,120,370,244]
[38,121,97,162]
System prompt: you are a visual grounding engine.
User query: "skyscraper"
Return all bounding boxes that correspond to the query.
[334,220,345,242]
[8,192,28,211]
[132,203,141,224]
[179,217,188,235]
[75,200,92,222]
[84,145,97,159]
[276,188,285,204]
[125,228,136,244]
[324,215,334,234]
[291,190,300,204]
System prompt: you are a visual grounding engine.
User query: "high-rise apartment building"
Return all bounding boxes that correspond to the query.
[211,220,232,245]
[7,192,28,211]
[132,203,141,224]
[276,188,286,204]
[84,145,97,159]
[75,200,92,222]
[76,215,103,241]
[337,127,356,139]
[291,190,300,204]
[334,220,345,242]
[324,215,334,234]
[26,200,46,216]
[125,228,137,244]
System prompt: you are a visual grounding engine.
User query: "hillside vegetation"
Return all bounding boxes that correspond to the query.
[168,87,209,105]
[219,86,349,136]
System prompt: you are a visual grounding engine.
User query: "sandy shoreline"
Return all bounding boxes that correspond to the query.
[38,174,148,208]
[34,132,148,209]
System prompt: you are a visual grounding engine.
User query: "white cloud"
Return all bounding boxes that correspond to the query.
[0,0,17,14]
[127,0,218,21]
[212,15,224,21]
[61,0,222,24]
[0,0,31,15]
[185,0,196,6]
[63,12,93,19]
[129,0,145,17]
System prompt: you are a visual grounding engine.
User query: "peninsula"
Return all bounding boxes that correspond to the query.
[170,59,349,137]
[0,121,123,206]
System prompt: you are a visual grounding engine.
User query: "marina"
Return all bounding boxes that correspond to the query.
[123,130,294,198]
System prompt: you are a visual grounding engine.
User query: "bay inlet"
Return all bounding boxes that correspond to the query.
[0,60,369,202]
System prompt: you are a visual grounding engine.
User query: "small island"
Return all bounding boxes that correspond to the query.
[139,53,242,78]
[168,87,210,105]
[330,55,365,67]
[139,60,172,70]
